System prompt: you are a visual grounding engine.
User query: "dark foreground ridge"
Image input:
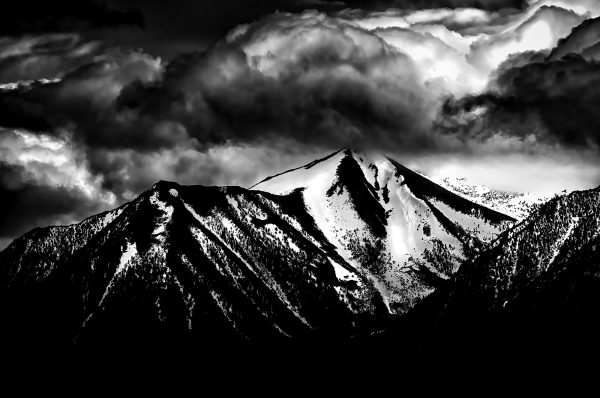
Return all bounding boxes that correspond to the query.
[372,186,600,354]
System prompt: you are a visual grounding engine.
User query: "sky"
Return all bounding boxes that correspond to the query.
[2,0,600,248]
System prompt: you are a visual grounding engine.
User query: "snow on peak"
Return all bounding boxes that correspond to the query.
[436,176,548,220]
[251,149,347,195]
[116,241,138,275]
[251,148,514,313]
[149,191,174,243]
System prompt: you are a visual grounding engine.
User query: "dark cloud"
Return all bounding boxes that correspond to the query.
[442,53,600,149]
[0,12,437,155]
[0,0,143,35]
[99,0,525,57]
[549,16,600,60]
[0,1,526,61]
[0,162,109,243]
[0,34,105,84]
[101,0,347,57]
[0,50,162,138]
[371,0,525,10]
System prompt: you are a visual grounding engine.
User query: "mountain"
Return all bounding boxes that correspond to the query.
[0,181,389,346]
[442,186,600,325]
[0,149,513,346]
[253,149,515,313]
[379,186,600,353]
[437,176,548,220]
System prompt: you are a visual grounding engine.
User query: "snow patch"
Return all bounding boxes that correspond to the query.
[149,191,174,242]
[546,216,579,269]
[116,241,137,275]
[101,207,125,227]
[437,176,547,221]
[330,260,360,283]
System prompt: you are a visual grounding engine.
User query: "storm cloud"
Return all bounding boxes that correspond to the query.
[0,12,441,153]
[549,16,600,60]
[442,16,600,152]
[0,0,143,35]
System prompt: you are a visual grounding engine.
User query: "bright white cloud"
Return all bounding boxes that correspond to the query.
[0,129,116,206]
[468,5,582,75]
[404,146,600,197]
[373,28,486,94]
[333,2,586,97]
[527,0,600,17]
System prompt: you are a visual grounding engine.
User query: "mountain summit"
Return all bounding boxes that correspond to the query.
[0,149,514,346]
[253,149,514,312]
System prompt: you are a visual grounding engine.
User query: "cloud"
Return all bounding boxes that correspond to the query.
[86,141,326,199]
[412,148,600,195]
[0,34,102,84]
[92,0,527,58]
[526,0,600,18]
[370,27,486,94]
[0,50,163,142]
[0,0,143,35]
[339,4,581,93]
[1,6,597,180]
[441,53,600,151]
[441,11,600,152]
[549,16,600,60]
[467,6,582,77]
[117,12,446,151]
[0,129,116,246]
[344,1,525,10]
[0,0,532,62]
[0,12,442,155]
[340,7,496,32]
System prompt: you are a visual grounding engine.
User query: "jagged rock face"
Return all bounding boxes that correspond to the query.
[0,149,514,345]
[440,187,600,330]
[253,149,514,313]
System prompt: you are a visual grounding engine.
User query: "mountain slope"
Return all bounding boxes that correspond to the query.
[253,149,515,313]
[0,149,515,345]
[0,181,389,346]
[442,186,600,322]
[437,176,548,220]
[369,186,600,353]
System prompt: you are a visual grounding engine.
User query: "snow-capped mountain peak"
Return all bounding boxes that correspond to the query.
[253,148,515,313]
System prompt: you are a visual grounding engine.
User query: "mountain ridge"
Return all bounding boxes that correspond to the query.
[0,148,553,348]
[371,184,600,354]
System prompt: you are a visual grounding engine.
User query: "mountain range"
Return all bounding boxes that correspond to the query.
[1,148,598,350]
